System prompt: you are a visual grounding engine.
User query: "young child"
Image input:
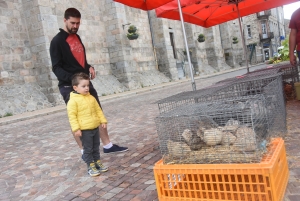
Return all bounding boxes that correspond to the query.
[67,72,108,177]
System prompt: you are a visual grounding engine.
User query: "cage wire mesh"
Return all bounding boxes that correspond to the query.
[216,63,299,86]
[215,67,279,85]
[209,74,287,137]
[157,73,282,114]
[157,73,286,138]
[155,95,270,164]
[272,62,299,83]
[157,82,230,114]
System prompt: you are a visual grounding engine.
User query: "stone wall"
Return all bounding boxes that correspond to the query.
[220,20,244,68]
[0,0,54,115]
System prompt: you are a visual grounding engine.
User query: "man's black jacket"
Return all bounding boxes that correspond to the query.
[50,28,91,87]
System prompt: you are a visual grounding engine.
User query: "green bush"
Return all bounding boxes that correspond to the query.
[279,38,290,61]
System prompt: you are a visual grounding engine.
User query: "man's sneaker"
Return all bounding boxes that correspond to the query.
[103,144,128,154]
[87,162,100,177]
[95,160,108,172]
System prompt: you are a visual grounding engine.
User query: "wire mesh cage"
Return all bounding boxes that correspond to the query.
[155,95,270,164]
[157,73,286,138]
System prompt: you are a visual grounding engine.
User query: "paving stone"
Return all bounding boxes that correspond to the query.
[144,180,155,185]
[109,187,124,194]
[101,192,115,199]
[288,195,300,201]
[145,185,157,191]
[130,163,141,167]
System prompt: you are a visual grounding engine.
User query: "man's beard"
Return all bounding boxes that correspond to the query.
[67,27,78,34]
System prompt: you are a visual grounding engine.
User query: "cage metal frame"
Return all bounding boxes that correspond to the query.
[155,95,270,164]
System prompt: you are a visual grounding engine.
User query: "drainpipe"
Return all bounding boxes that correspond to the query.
[147,11,159,70]
[276,7,281,46]
[219,25,224,49]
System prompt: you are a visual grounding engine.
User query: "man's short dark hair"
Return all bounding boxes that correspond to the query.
[72,72,89,86]
[64,8,81,19]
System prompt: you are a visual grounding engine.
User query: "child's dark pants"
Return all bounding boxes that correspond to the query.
[81,128,100,165]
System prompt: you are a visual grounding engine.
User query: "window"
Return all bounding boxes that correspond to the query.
[246,25,251,38]
[261,23,267,39]
[169,32,177,59]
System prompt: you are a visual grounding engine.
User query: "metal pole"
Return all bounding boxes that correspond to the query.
[236,4,249,73]
[177,0,196,91]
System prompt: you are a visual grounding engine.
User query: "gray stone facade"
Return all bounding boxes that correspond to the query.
[221,7,286,65]
[0,1,287,115]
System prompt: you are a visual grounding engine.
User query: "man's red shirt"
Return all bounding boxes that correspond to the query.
[289,8,300,51]
[66,34,85,68]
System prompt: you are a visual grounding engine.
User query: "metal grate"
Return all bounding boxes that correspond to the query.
[155,95,270,164]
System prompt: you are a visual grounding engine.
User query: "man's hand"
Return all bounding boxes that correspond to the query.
[289,29,297,66]
[89,67,96,80]
[74,129,82,137]
[290,53,297,66]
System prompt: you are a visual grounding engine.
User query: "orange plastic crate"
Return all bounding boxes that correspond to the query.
[153,138,289,201]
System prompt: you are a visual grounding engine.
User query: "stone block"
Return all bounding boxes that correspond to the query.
[20,69,30,76]
[38,0,50,6]
[33,36,47,45]
[0,1,8,8]
[24,76,37,83]
[2,62,11,70]
[11,62,23,70]
[1,71,9,78]
[23,61,33,69]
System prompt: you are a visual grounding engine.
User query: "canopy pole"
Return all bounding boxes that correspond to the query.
[236,4,249,73]
[177,0,196,91]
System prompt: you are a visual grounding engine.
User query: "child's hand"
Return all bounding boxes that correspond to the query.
[74,130,82,137]
[101,124,107,129]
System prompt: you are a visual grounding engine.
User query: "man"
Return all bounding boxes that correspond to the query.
[50,8,128,155]
[289,7,300,65]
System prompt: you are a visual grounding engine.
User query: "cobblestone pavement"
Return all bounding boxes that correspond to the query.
[1,68,300,201]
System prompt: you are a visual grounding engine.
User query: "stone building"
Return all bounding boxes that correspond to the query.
[0,0,286,116]
[221,7,286,65]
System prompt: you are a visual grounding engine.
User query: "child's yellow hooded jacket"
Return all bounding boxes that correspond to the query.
[67,92,107,132]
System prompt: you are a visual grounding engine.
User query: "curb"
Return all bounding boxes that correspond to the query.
[0,63,265,126]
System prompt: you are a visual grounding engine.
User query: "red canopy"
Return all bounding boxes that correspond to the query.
[113,0,174,11]
[156,0,298,28]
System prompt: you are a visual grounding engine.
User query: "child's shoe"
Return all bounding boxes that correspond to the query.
[95,160,108,172]
[87,162,100,177]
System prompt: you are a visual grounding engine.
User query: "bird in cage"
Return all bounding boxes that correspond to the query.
[226,118,240,126]
[234,126,256,151]
[222,119,239,135]
[198,116,218,130]
[181,129,203,150]
[202,128,223,146]
[221,131,237,145]
[167,140,191,157]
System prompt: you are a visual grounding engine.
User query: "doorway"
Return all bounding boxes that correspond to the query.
[264,49,270,60]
